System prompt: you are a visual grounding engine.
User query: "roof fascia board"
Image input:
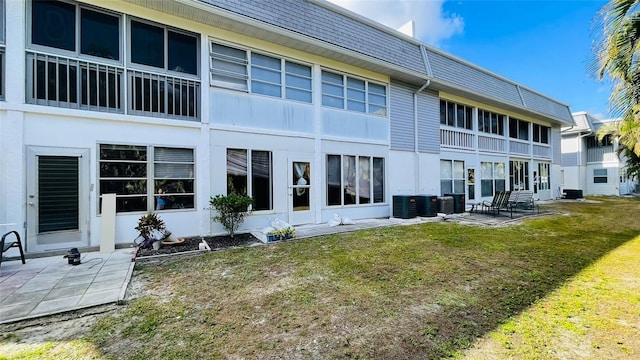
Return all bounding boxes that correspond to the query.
[175,0,428,82]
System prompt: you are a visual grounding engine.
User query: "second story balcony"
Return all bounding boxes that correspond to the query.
[26,51,200,121]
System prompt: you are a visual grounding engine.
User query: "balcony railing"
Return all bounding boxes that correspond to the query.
[440,128,474,150]
[478,134,505,153]
[533,144,551,159]
[27,52,123,112]
[509,139,529,155]
[26,51,200,121]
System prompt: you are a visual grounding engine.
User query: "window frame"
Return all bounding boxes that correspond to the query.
[440,100,473,130]
[321,69,388,117]
[440,159,465,196]
[477,108,505,135]
[226,148,273,211]
[209,41,312,103]
[28,0,123,65]
[480,161,506,197]
[509,117,530,141]
[98,144,196,214]
[532,123,550,144]
[128,17,200,77]
[593,168,608,184]
[509,160,530,191]
[326,154,385,206]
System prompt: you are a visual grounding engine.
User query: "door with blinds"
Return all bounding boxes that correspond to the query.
[26,147,89,252]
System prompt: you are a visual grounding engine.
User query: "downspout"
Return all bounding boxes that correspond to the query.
[414,44,434,194]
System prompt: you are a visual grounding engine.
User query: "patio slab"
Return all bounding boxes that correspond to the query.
[0,248,135,324]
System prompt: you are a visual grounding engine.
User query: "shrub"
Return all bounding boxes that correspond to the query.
[210,193,254,238]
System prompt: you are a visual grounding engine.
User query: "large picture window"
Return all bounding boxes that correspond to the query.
[440,100,473,130]
[99,144,194,213]
[480,162,505,197]
[210,42,312,103]
[440,160,465,196]
[327,154,384,206]
[321,70,387,116]
[226,149,272,211]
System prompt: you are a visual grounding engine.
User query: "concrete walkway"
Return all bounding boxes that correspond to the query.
[0,248,135,324]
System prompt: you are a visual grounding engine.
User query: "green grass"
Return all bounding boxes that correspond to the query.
[1,196,639,359]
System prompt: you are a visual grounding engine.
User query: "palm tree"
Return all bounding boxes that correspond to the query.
[591,0,640,155]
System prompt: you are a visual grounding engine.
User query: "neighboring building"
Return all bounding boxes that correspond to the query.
[0,0,574,254]
[561,112,637,196]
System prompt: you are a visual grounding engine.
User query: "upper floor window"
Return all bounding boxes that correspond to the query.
[210,42,312,103]
[509,117,529,141]
[130,19,198,75]
[593,168,608,183]
[0,0,5,44]
[321,70,387,116]
[586,134,613,148]
[439,100,472,130]
[31,0,121,61]
[478,108,505,135]
[532,124,550,144]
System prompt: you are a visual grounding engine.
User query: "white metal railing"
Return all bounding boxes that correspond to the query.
[587,146,617,163]
[533,144,551,158]
[478,134,505,153]
[26,51,200,120]
[509,139,530,155]
[27,51,124,112]
[440,128,474,149]
[128,70,200,120]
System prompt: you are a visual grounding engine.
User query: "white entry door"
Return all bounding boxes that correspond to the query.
[288,158,314,225]
[26,147,90,252]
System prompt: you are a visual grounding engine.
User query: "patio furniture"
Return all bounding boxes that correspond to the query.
[1,230,25,268]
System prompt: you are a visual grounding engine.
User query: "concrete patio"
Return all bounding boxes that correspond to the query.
[0,248,135,324]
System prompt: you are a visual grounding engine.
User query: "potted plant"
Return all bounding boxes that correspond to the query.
[134,212,169,250]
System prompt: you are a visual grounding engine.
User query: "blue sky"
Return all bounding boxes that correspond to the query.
[328,0,612,119]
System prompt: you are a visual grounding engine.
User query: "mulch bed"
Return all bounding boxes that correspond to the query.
[135,233,260,258]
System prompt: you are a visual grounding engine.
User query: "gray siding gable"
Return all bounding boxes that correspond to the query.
[199,0,426,74]
[417,90,440,154]
[520,88,574,124]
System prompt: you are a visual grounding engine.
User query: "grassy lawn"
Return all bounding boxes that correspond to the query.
[1,197,639,359]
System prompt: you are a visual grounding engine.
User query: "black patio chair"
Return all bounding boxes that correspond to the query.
[1,231,26,268]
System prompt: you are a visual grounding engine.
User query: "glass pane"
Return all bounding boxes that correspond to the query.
[440,180,452,196]
[518,120,529,140]
[227,149,247,194]
[81,8,120,60]
[251,150,272,211]
[321,70,343,85]
[368,83,385,95]
[252,66,281,84]
[453,180,465,193]
[481,162,492,178]
[456,104,465,128]
[541,126,549,144]
[495,162,505,178]
[285,88,312,103]
[373,157,384,203]
[168,31,198,75]
[481,179,493,197]
[369,93,386,106]
[369,105,387,116]
[154,163,193,178]
[100,179,146,195]
[343,156,356,205]
[131,20,164,68]
[347,100,365,112]
[285,61,311,77]
[453,161,465,178]
[100,162,146,178]
[100,144,147,161]
[154,179,194,193]
[292,162,310,211]
[155,194,194,210]
[447,102,455,126]
[252,81,281,97]
[285,73,311,90]
[155,147,193,162]
[440,160,451,178]
[327,155,341,206]
[32,0,75,51]
[347,77,365,90]
[347,88,365,102]
[509,118,518,138]
[114,196,147,212]
[440,100,447,125]
[322,95,343,109]
[322,82,343,97]
[358,157,370,204]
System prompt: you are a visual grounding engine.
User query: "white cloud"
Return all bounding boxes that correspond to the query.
[326,0,464,46]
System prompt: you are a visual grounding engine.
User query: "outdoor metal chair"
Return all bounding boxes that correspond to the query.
[1,230,26,268]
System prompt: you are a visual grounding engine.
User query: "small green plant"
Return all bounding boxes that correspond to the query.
[134,212,168,248]
[210,193,254,238]
[267,226,296,240]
